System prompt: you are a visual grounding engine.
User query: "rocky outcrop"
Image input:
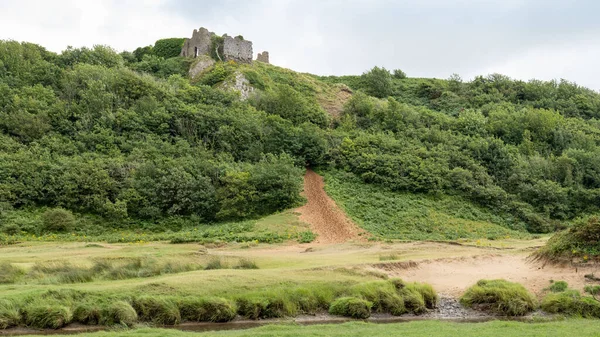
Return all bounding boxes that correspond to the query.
[257,51,269,63]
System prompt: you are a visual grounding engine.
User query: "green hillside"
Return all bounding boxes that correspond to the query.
[2,40,600,242]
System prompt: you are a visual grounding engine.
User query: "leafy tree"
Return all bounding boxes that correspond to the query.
[361,66,393,98]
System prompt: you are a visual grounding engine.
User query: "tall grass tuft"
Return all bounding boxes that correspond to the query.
[0,262,23,284]
[100,301,138,326]
[132,296,181,325]
[23,302,73,329]
[460,279,537,316]
[542,289,600,318]
[0,299,21,329]
[329,297,372,319]
[234,258,259,270]
[178,297,236,322]
[350,281,406,315]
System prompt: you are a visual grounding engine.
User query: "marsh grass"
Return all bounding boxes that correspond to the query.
[132,297,181,325]
[0,262,24,284]
[460,279,537,316]
[0,299,20,329]
[329,297,372,319]
[234,258,259,270]
[178,298,236,322]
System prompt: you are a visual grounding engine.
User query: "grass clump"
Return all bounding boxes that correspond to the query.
[132,297,181,325]
[73,302,103,325]
[547,280,569,293]
[379,254,399,261]
[0,262,24,284]
[329,297,372,319]
[536,215,600,263]
[0,299,21,329]
[404,282,438,310]
[100,301,138,326]
[178,298,236,322]
[541,289,600,318]
[234,258,258,270]
[350,281,406,315]
[23,302,73,329]
[235,291,297,320]
[205,257,226,270]
[460,279,537,316]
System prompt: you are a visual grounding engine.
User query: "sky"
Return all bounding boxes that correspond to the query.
[1,0,599,90]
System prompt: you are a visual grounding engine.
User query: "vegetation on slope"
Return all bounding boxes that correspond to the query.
[2,39,600,242]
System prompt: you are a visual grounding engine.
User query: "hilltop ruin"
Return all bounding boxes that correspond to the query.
[181,27,269,64]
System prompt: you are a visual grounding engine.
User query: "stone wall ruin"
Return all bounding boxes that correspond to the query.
[181,27,269,64]
[257,51,269,63]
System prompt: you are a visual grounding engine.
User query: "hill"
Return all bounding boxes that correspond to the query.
[1,40,600,242]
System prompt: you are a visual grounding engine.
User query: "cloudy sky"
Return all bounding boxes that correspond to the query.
[1,0,599,90]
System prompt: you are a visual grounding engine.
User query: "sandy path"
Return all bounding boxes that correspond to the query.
[296,169,367,244]
[383,254,599,297]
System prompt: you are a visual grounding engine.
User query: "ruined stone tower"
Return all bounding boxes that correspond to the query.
[181,27,269,64]
[257,51,269,63]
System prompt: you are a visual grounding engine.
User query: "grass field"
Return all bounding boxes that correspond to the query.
[321,170,531,241]
[20,320,600,337]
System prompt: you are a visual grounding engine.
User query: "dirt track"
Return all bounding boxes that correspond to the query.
[296,169,366,243]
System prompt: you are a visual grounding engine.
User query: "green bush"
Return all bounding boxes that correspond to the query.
[235,297,268,320]
[460,279,537,316]
[329,297,372,319]
[542,290,600,318]
[41,208,76,232]
[0,299,21,329]
[24,302,73,328]
[153,38,186,59]
[132,296,181,325]
[393,69,407,79]
[178,297,236,322]
[297,231,317,243]
[361,66,393,98]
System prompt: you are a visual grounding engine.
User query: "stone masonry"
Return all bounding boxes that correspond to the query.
[180,27,213,58]
[222,35,253,63]
[256,51,269,63]
[181,27,268,64]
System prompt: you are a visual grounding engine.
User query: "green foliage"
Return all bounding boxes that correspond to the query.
[548,280,569,293]
[541,289,600,318]
[0,263,23,284]
[153,38,186,59]
[393,69,407,79]
[0,299,20,329]
[23,302,73,328]
[328,297,372,319]
[100,301,138,326]
[132,296,181,325]
[234,258,259,270]
[361,66,393,98]
[460,279,537,316]
[536,215,600,262]
[210,36,225,61]
[297,231,317,243]
[322,170,527,240]
[178,297,237,322]
[41,208,76,232]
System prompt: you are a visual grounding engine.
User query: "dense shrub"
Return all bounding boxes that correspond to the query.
[460,279,537,316]
[548,280,569,293]
[328,297,372,319]
[41,208,76,232]
[153,38,186,59]
[361,66,393,98]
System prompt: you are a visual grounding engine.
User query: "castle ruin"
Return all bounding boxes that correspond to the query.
[181,27,269,64]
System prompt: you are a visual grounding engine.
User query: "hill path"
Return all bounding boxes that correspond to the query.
[296,169,367,243]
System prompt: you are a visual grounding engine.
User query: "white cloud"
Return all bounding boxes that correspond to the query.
[1,0,599,91]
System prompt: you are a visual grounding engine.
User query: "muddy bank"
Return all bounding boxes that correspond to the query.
[0,309,559,336]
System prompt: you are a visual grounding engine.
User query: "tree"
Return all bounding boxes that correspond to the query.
[361,66,393,98]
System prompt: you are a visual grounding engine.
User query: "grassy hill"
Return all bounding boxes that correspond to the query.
[2,40,600,243]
